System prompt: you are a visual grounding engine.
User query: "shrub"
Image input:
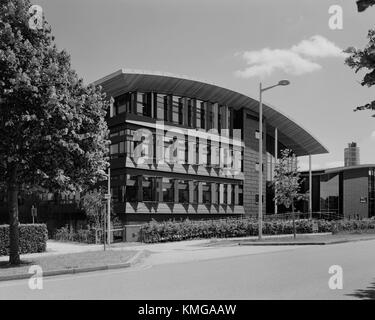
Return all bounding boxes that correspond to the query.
[0,224,48,256]
[139,218,334,243]
[53,226,96,244]
[331,219,375,234]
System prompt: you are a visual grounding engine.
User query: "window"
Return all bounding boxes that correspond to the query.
[223,184,228,204]
[178,180,189,203]
[172,96,183,124]
[126,175,138,202]
[164,95,171,121]
[202,182,211,204]
[155,93,166,120]
[238,185,243,205]
[196,100,202,129]
[110,144,119,159]
[113,93,131,116]
[143,176,155,201]
[162,178,174,203]
[192,181,199,204]
[111,186,125,203]
[136,92,152,117]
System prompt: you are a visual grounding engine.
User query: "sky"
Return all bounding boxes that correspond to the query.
[33,0,375,170]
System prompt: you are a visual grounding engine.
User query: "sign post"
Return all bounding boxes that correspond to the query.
[31,205,37,224]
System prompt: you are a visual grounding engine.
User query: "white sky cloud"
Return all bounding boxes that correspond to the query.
[235,35,346,78]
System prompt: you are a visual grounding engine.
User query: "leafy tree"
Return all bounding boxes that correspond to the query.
[345,1,375,115]
[80,189,117,229]
[0,0,110,264]
[273,149,306,239]
[356,0,375,12]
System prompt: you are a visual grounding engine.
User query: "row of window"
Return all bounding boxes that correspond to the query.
[111,175,244,206]
[110,129,243,170]
[112,92,234,133]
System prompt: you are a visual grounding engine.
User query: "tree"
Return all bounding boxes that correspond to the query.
[356,0,375,12]
[345,1,375,115]
[273,149,306,239]
[0,0,110,264]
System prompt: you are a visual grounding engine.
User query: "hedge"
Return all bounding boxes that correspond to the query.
[139,218,333,243]
[0,224,48,256]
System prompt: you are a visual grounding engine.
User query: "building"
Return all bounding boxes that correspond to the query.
[0,69,329,230]
[344,142,360,167]
[94,70,328,225]
[299,165,375,219]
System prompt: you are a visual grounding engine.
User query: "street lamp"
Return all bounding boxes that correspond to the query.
[258,80,290,240]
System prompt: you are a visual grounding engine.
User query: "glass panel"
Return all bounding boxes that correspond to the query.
[178,180,189,203]
[125,175,138,202]
[202,182,211,204]
[143,176,155,201]
[320,173,339,214]
[162,177,174,202]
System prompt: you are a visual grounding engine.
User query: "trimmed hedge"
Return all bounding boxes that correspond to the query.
[139,218,333,243]
[0,224,48,256]
[332,219,375,233]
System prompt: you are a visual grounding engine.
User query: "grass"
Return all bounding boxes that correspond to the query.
[0,250,137,277]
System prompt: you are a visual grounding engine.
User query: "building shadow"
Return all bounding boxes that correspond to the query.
[346,280,375,300]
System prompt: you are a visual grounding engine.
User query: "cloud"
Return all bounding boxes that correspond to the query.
[371,131,375,140]
[235,35,347,78]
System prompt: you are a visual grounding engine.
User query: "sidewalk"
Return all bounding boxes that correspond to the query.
[0,232,332,263]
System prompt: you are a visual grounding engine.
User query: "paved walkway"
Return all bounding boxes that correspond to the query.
[0,233,330,264]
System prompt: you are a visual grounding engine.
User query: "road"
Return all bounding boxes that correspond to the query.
[1,239,375,299]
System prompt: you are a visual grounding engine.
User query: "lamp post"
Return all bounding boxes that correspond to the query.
[258,80,290,240]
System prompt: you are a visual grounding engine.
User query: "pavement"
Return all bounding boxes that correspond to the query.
[0,232,331,263]
[1,238,375,299]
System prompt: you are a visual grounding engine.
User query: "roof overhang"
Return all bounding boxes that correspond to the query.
[94,69,329,157]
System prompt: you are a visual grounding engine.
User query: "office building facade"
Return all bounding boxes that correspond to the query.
[95,70,328,224]
[299,165,375,219]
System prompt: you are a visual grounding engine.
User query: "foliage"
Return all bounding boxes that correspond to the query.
[0,224,48,256]
[331,218,375,234]
[356,0,375,12]
[80,189,106,228]
[272,149,306,209]
[139,218,333,243]
[0,0,110,263]
[53,226,96,244]
[345,1,375,115]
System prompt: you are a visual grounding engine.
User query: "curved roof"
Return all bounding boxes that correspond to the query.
[94,69,329,157]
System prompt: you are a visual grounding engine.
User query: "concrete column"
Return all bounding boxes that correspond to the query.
[227,184,232,205]
[188,181,194,203]
[174,179,179,203]
[211,183,217,204]
[197,181,203,204]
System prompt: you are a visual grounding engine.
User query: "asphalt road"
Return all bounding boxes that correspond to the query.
[1,239,375,299]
